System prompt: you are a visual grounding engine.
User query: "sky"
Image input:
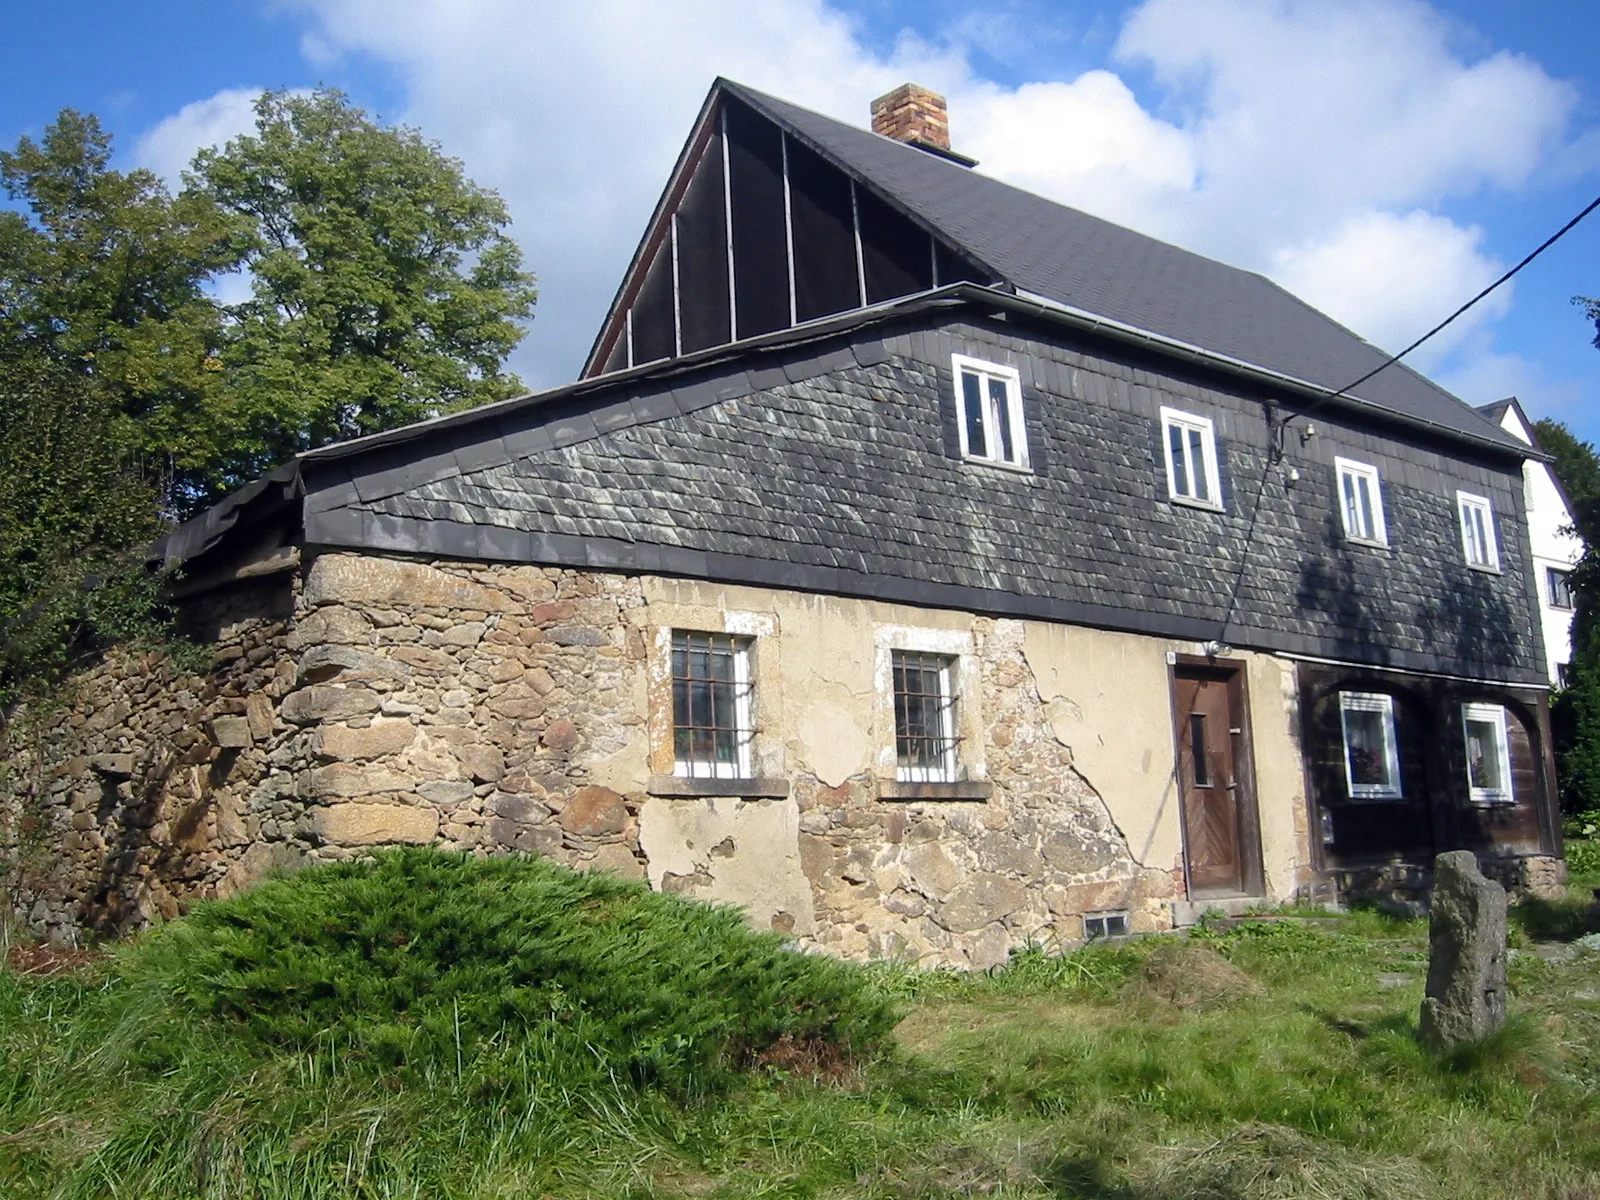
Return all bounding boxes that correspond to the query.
[2,0,1598,439]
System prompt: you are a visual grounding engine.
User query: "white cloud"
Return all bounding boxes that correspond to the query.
[188,0,1582,392]
[134,87,262,186]
[282,0,980,384]
[1270,209,1509,367]
[955,72,1195,235]
[1116,0,1573,226]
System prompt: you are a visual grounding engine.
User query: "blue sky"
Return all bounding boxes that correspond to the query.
[3,1,1598,440]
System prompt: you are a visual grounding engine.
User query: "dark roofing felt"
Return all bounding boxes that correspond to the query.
[722,80,1523,455]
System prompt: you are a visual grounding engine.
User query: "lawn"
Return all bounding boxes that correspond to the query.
[2,854,1598,1199]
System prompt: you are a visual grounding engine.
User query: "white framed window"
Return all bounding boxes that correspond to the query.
[1160,406,1223,510]
[952,354,1029,470]
[1338,692,1402,801]
[671,630,754,778]
[1456,491,1499,571]
[1462,702,1514,805]
[1335,458,1387,546]
[891,650,959,782]
[1547,566,1574,611]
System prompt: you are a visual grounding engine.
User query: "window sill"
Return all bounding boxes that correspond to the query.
[878,780,993,802]
[1168,494,1225,514]
[1343,536,1390,551]
[1466,562,1503,576]
[647,775,790,798]
[961,454,1033,476]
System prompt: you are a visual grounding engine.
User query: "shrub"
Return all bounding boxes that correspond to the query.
[125,848,898,1097]
[1566,837,1600,876]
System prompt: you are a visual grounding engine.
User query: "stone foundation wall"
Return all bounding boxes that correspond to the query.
[10,550,1222,965]
[1327,853,1567,911]
[3,576,298,941]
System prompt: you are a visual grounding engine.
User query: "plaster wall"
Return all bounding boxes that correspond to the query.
[1496,404,1580,684]
[1020,622,1306,904]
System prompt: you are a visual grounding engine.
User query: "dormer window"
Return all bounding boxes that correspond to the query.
[953,354,1029,470]
[1161,407,1222,510]
[1335,458,1387,546]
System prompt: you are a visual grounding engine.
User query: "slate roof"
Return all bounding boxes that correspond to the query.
[721,80,1525,456]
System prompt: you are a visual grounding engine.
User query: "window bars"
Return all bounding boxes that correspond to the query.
[671,630,754,778]
[892,650,960,782]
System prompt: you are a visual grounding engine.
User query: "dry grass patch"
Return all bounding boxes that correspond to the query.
[1129,941,1266,1011]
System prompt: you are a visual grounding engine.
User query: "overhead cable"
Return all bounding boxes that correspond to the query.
[1216,188,1600,644]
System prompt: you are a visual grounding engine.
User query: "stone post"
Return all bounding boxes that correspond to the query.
[1419,849,1507,1051]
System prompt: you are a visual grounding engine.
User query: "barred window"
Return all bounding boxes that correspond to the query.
[671,631,754,778]
[892,651,959,782]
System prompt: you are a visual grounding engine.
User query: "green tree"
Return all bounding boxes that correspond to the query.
[1576,295,1600,349]
[191,88,537,495]
[0,96,538,704]
[0,353,168,708]
[0,109,235,505]
[0,111,231,707]
[1536,417,1600,816]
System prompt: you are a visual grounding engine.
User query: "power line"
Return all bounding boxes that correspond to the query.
[1295,189,1600,427]
[1215,188,1600,645]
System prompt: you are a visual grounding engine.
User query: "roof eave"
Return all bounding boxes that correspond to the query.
[1004,288,1541,461]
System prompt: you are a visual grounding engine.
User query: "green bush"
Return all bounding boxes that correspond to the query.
[1566,837,1600,876]
[124,848,897,1097]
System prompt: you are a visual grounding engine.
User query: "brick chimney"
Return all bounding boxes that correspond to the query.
[871,83,951,152]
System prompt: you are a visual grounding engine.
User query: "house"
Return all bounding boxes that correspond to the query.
[1477,397,1582,687]
[13,80,1565,962]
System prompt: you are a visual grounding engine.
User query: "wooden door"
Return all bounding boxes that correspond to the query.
[1174,669,1246,894]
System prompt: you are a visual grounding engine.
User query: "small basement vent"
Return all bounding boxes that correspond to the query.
[1083,911,1130,941]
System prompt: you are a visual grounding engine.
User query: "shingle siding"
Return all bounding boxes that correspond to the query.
[306,312,1543,685]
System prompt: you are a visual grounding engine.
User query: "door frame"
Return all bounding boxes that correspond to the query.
[1167,653,1266,899]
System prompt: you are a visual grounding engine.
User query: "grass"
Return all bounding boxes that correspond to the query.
[1,852,1598,1198]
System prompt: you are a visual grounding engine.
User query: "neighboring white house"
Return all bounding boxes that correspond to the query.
[1480,398,1583,686]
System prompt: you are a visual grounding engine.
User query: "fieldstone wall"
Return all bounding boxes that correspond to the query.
[9,550,1173,963]
[3,576,298,942]
[280,553,648,876]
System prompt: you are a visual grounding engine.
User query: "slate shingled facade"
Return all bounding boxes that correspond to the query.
[304,310,1545,687]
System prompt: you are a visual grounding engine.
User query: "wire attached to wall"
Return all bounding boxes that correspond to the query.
[1215,189,1600,646]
